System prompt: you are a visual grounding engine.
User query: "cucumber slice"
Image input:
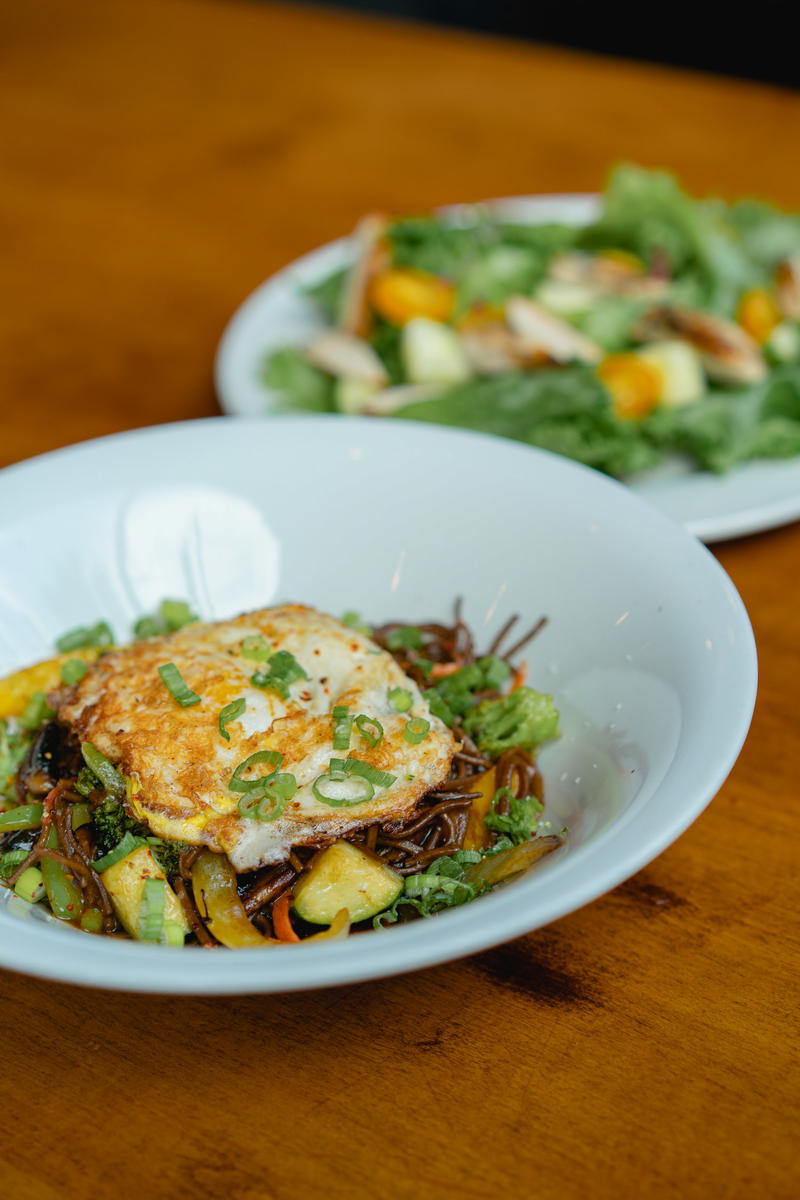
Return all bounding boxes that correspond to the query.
[292,841,402,925]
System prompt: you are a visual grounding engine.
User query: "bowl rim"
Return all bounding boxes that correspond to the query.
[0,416,758,994]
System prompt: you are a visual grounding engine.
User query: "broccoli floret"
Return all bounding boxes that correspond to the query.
[484,787,543,844]
[149,838,189,877]
[91,796,187,875]
[424,655,512,726]
[91,797,149,857]
[463,686,560,756]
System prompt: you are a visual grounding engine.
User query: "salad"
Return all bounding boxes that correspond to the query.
[0,599,560,947]
[263,165,800,477]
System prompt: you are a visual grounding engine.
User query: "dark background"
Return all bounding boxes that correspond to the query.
[296,1,799,88]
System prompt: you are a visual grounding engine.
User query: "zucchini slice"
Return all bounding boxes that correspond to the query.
[292,841,402,925]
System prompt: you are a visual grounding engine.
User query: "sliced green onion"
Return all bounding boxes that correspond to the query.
[55,620,114,653]
[387,627,424,651]
[229,749,282,793]
[251,650,307,699]
[133,599,197,639]
[92,831,148,873]
[17,691,55,731]
[388,687,413,712]
[0,803,43,832]
[218,697,246,742]
[161,921,186,947]
[403,717,431,745]
[240,635,273,661]
[60,658,88,685]
[81,743,126,798]
[332,705,352,751]
[341,610,372,635]
[160,599,197,632]
[14,866,45,904]
[312,772,375,807]
[327,756,396,789]
[355,714,384,748]
[139,877,166,942]
[133,615,162,639]
[158,662,202,707]
[237,772,296,821]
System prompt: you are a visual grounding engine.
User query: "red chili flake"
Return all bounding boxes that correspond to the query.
[67,904,74,911]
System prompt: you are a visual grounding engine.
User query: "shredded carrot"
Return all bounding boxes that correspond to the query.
[510,662,528,691]
[429,659,463,679]
[272,892,300,943]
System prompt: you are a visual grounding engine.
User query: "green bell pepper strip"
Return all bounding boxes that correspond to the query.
[40,828,83,921]
[0,803,43,832]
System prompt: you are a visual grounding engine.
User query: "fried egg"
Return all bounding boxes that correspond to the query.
[58,605,456,870]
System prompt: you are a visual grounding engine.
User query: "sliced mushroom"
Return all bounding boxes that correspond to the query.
[338,213,389,338]
[776,255,800,321]
[505,296,603,365]
[550,251,669,300]
[635,305,767,385]
[306,330,388,386]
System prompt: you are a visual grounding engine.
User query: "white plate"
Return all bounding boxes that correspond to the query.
[0,417,756,994]
[215,194,800,544]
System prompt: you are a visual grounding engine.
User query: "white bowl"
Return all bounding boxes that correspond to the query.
[0,417,756,994]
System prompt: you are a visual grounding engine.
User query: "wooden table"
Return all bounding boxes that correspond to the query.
[1,3,798,1196]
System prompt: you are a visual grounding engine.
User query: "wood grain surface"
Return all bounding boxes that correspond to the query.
[1,3,798,1198]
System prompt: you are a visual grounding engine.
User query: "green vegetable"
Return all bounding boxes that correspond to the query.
[14,866,45,904]
[240,635,272,661]
[355,714,383,748]
[133,598,198,639]
[0,720,31,798]
[90,796,149,857]
[74,766,100,798]
[262,347,335,413]
[158,662,202,707]
[423,655,511,727]
[229,750,282,792]
[0,803,43,832]
[388,687,413,713]
[312,772,374,807]
[403,717,430,744]
[386,627,424,651]
[329,757,396,788]
[139,877,167,942]
[292,841,403,925]
[93,831,149,872]
[55,621,114,653]
[17,691,55,731]
[41,828,83,920]
[464,686,560,755]
[149,838,190,877]
[0,849,29,881]
[81,743,126,799]
[237,772,296,821]
[374,849,488,926]
[484,787,543,844]
[341,610,372,635]
[250,650,308,699]
[332,705,353,751]
[218,697,246,742]
[400,367,660,479]
[60,658,88,685]
[80,908,103,934]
